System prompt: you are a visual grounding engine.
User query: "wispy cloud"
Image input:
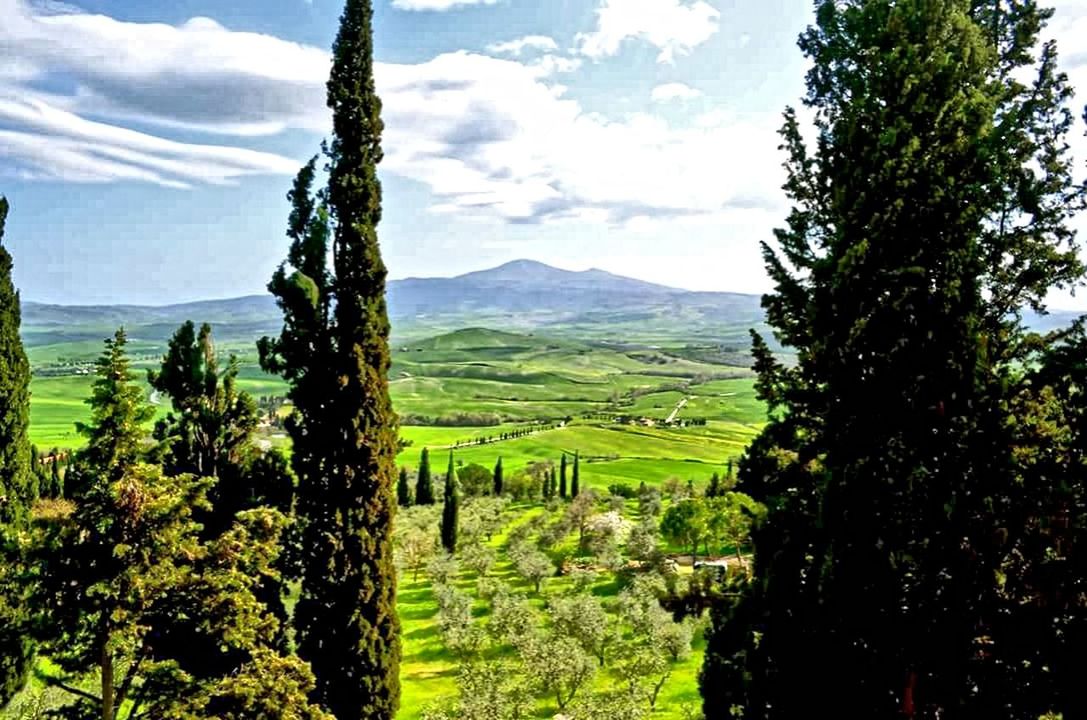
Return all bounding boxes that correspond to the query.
[651,82,702,102]
[576,0,720,64]
[391,0,499,11]
[486,35,558,56]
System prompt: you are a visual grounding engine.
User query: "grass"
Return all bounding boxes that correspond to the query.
[18,325,766,719]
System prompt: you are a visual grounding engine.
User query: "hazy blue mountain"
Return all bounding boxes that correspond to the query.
[22,260,766,349]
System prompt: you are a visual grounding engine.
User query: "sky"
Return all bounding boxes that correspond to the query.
[0,0,1086,306]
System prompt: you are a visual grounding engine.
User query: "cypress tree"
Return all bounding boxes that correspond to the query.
[571,451,580,498]
[0,195,33,524]
[416,448,434,505]
[441,452,458,554]
[397,466,412,507]
[559,454,568,499]
[707,472,721,499]
[493,457,503,496]
[49,452,62,499]
[701,2,1086,718]
[0,195,35,706]
[259,0,401,715]
[560,454,569,500]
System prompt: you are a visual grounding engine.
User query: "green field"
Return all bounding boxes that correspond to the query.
[18,324,765,718]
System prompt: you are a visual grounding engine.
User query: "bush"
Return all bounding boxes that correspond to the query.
[608,483,638,499]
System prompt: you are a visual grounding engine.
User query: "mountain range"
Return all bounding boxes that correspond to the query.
[22,260,767,349]
[23,259,1082,354]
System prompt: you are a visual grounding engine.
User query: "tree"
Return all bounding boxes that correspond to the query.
[416,448,435,505]
[660,499,708,565]
[441,452,459,554]
[74,329,155,492]
[492,457,503,497]
[559,454,568,499]
[571,451,580,498]
[701,2,1086,717]
[258,0,402,714]
[397,467,413,507]
[456,463,492,497]
[566,490,597,548]
[22,464,329,720]
[519,634,596,712]
[49,452,63,499]
[397,526,435,582]
[512,544,554,594]
[149,322,258,480]
[0,194,35,707]
[550,593,620,667]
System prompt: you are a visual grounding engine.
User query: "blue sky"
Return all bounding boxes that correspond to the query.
[1,0,1085,306]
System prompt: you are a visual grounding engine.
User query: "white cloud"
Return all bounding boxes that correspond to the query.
[0,95,298,187]
[651,82,702,102]
[487,35,558,56]
[0,0,330,135]
[0,0,783,219]
[391,0,498,10]
[576,0,720,64]
[379,51,783,223]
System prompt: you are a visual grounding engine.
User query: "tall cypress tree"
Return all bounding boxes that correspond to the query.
[259,0,400,715]
[493,457,503,496]
[0,195,35,707]
[560,454,569,500]
[559,454,568,499]
[441,452,458,554]
[415,448,434,505]
[397,466,412,507]
[701,2,1085,718]
[0,195,33,525]
[571,451,580,498]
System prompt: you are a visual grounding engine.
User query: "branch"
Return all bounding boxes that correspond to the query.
[41,675,102,704]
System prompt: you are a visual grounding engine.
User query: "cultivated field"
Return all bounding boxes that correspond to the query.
[18,324,765,718]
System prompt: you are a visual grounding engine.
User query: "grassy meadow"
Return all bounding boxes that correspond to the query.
[18,324,764,718]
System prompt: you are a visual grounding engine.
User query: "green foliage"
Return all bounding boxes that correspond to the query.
[73,329,154,490]
[660,500,709,564]
[441,453,459,554]
[0,195,35,707]
[398,466,413,507]
[415,448,435,505]
[148,322,258,477]
[559,453,567,499]
[21,464,325,720]
[571,451,580,498]
[492,457,503,497]
[0,195,34,526]
[259,0,402,714]
[456,463,491,497]
[702,2,1087,718]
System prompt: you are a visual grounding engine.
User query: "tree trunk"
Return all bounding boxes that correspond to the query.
[100,640,114,720]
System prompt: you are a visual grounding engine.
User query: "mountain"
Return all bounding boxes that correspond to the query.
[21,260,765,352]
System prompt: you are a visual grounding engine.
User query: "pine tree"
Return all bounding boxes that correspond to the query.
[74,328,155,492]
[700,2,1085,718]
[397,466,412,507]
[0,194,35,707]
[441,452,458,554]
[259,1,401,715]
[416,448,435,505]
[493,457,503,496]
[571,452,580,498]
